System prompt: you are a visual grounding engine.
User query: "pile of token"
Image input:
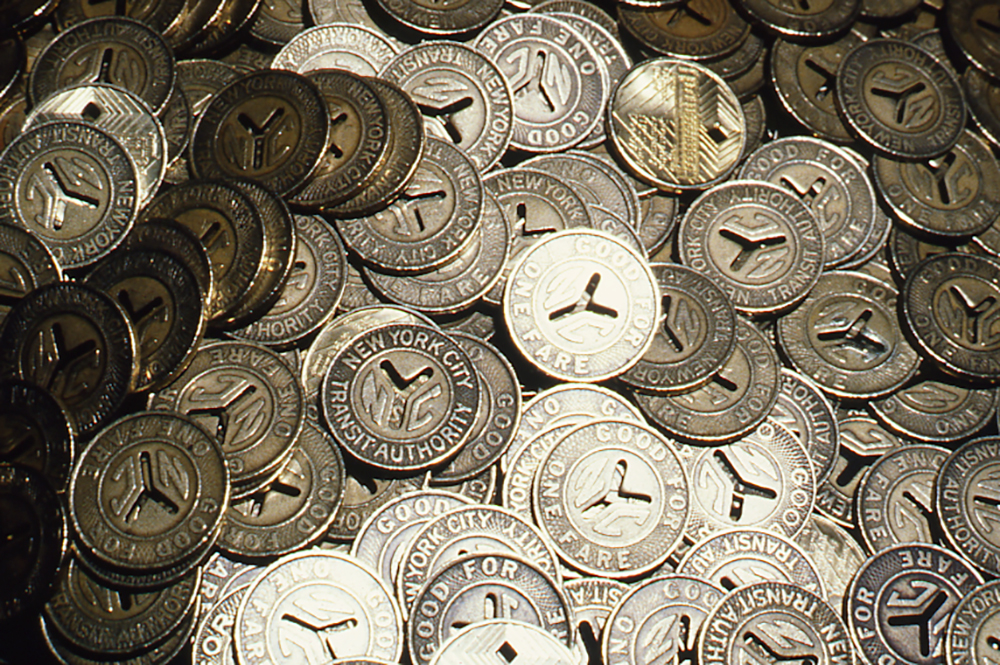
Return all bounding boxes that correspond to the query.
[1,0,1000,664]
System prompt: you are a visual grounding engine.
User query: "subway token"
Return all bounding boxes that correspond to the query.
[936,436,1000,578]
[793,514,866,611]
[122,218,213,306]
[564,577,628,648]
[947,0,1000,79]
[0,380,74,492]
[870,380,998,443]
[617,3,750,60]
[199,552,258,614]
[377,0,502,34]
[308,0,383,30]
[503,424,575,520]
[635,192,678,258]
[432,620,578,665]
[272,24,401,76]
[0,87,26,152]
[426,463,496,504]
[0,223,60,328]
[889,226,984,281]
[737,0,859,39]
[248,0,305,45]
[192,585,245,665]
[964,67,1000,149]
[946,579,1000,665]
[327,471,426,541]
[160,87,192,169]
[770,369,839,487]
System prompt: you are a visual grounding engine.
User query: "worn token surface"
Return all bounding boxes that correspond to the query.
[533,419,689,578]
[0,223,60,327]
[433,620,577,665]
[617,3,750,60]
[271,24,400,76]
[770,369,839,487]
[504,229,659,382]
[947,0,1000,79]
[793,514,866,610]
[122,218,214,306]
[937,437,1000,578]
[376,0,502,34]
[902,254,1000,382]
[609,58,745,191]
[0,380,74,492]
[327,472,425,541]
[870,380,999,443]
[946,579,1000,665]
[738,0,859,39]
[192,585,246,665]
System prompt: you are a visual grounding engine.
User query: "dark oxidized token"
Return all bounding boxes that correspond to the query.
[292,69,390,209]
[700,582,854,665]
[28,17,175,114]
[148,340,303,487]
[52,0,185,35]
[857,444,948,553]
[190,70,330,196]
[737,0,859,39]
[0,223,60,327]
[231,215,347,348]
[69,411,228,572]
[836,39,966,160]
[0,380,74,492]
[0,464,65,622]
[434,333,520,482]
[874,131,1000,239]
[0,282,137,437]
[323,78,424,219]
[0,121,139,270]
[377,0,502,34]
[947,0,1000,79]
[218,419,344,559]
[335,137,483,273]
[770,369,839,487]
[965,67,1000,148]
[0,88,26,152]
[533,419,689,578]
[604,575,723,665]
[140,180,264,323]
[84,249,204,393]
[678,180,824,315]
[617,3,750,60]
[248,0,304,45]
[122,218,214,305]
[778,271,920,399]
[902,253,1000,382]
[871,380,998,443]
[635,317,780,444]
[322,322,480,472]
[380,41,513,171]
[937,436,1000,578]
[407,552,573,665]
[621,262,737,394]
[946,579,1000,665]
[235,551,403,664]
[847,544,983,665]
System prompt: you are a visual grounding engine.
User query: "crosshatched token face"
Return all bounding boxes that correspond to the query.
[608,58,745,191]
[533,419,689,578]
[504,229,659,382]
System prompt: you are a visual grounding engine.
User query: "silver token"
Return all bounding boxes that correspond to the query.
[427,463,497,505]
[327,472,426,542]
[533,419,689,578]
[475,14,606,153]
[235,551,403,664]
[199,552,257,614]
[504,229,659,382]
[432,620,578,665]
[870,380,999,443]
[192,585,246,665]
[793,514,866,611]
[564,577,629,646]
[271,23,400,76]
[503,425,575,521]
[769,369,839,487]
[937,437,1000,578]
[946,579,1000,665]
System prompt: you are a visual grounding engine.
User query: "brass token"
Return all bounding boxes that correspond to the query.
[0,223,61,329]
[0,380,74,492]
[737,0,859,40]
[122,218,214,306]
[248,0,306,45]
[271,24,402,77]
[618,2,750,61]
[376,0,503,35]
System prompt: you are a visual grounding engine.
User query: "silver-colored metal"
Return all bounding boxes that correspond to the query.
[792,514,866,611]
[193,585,246,665]
[432,619,578,665]
[946,579,1000,665]
[937,437,1000,578]
[870,380,999,443]
[271,23,401,76]
[769,369,839,487]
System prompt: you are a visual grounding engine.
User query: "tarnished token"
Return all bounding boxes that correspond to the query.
[235,551,403,664]
[122,218,214,306]
[946,579,1000,665]
[292,69,390,209]
[321,322,479,472]
[190,70,330,196]
[160,88,191,169]
[218,419,344,559]
[148,341,303,487]
[0,223,60,327]
[84,249,204,393]
[608,58,745,191]
[677,528,825,597]
[635,317,781,443]
[778,271,920,399]
[870,380,999,443]
[770,369,839,487]
[327,472,425,541]
[407,552,573,665]
[700,582,854,665]
[377,0,502,34]
[793,514,866,611]
[69,411,228,572]
[965,67,1000,148]
[28,17,175,114]
[432,620,578,665]
[738,0,859,39]
[533,419,689,578]
[43,558,199,657]
[475,14,605,153]
[857,444,948,554]
[937,437,1000,578]
[621,262,737,394]
[0,282,137,437]
[0,121,139,270]
[902,254,1000,382]
[0,380,74,492]
[678,180,824,315]
[677,420,815,542]
[380,41,513,171]
[0,89,26,152]
[739,136,875,268]
[947,0,1000,80]
[427,463,496,503]
[836,39,965,159]
[847,544,983,665]
[230,215,347,348]
[0,463,65,622]
[617,3,750,60]
[874,131,1000,239]
[335,137,483,273]
[603,574,723,665]
[397,504,562,613]
[271,24,401,76]
[192,585,246,665]
[351,490,471,589]
[504,229,659,382]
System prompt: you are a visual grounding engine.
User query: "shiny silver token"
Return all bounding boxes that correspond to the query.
[946,579,1000,665]
[432,620,578,665]
[235,550,403,664]
[475,13,606,153]
[847,544,983,665]
[271,23,401,76]
[937,436,1000,578]
[793,514,867,611]
[770,369,839,487]
[503,425,575,521]
[678,180,824,315]
[532,419,689,578]
[504,229,659,382]
[870,380,999,443]
[193,585,246,665]
[564,577,628,647]
[327,472,425,542]
[700,581,854,665]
